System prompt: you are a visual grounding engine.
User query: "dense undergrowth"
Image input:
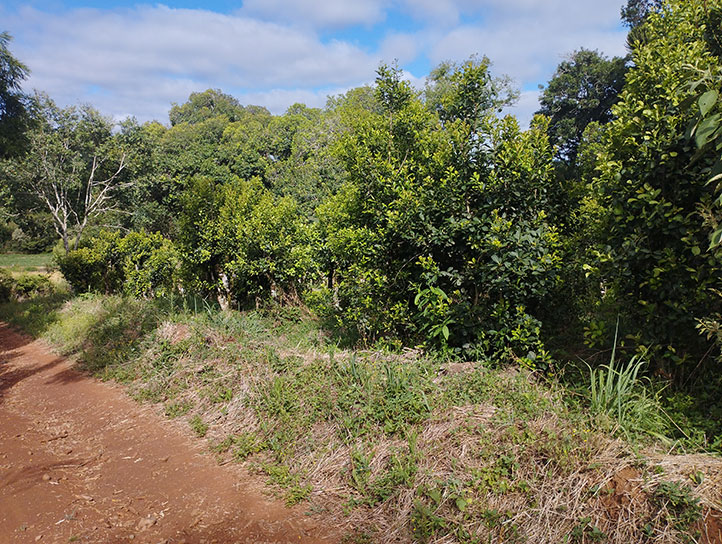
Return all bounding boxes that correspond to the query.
[2,293,721,544]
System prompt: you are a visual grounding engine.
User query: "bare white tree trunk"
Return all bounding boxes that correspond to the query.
[30,148,128,254]
[217,271,231,310]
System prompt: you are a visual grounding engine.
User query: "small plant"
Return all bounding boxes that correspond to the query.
[190,415,208,437]
[341,531,375,544]
[653,481,702,530]
[165,401,191,418]
[410,498,448,543]
[367,444,418,503]
[233,432,267,460]
[568,517,606,543]
[261,462,312,505]
[349,446,372,494]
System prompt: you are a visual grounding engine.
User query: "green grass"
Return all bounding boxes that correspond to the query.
[585,323,668,441]
[0,253,54,272]
[0,293,68,337]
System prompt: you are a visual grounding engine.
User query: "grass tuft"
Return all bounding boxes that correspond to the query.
[586,322,668,440]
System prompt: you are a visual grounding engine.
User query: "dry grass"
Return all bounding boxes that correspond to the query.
[34,302,722,544]
[153,326,720,543]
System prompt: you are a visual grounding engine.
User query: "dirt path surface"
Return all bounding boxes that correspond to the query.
[0,324,337,544]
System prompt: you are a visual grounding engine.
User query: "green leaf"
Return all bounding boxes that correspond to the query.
[710,227,722,249]
[699,90,719,117]
[695,114,721,148]
[455,497,468,511]
[442,324,449,341]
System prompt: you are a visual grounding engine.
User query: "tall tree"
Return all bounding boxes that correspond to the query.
[168,89,253,126]
[621,0,663,28]
[588,0,722,375]
[0,32,32,159]
[3,96,130,253]
[424,55,518,129]
[537,49,627,165]
[319,62,559,360]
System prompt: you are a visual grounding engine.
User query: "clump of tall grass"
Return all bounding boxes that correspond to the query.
[586,324,668,440]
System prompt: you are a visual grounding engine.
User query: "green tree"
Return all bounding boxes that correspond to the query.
[588,0,722,376]
[2,96,130,253]
[218,107,272,181]
[319,63,560,362]
[0,32,32,159]
[621,0,663,28]
[168,88,252,126]
[537,49,627,165]
[113,118,172,234]
[178,176,316,309]
[424,55,517,128]
[265,104,346,215]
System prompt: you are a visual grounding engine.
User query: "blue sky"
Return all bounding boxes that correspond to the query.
[1,1,628,125]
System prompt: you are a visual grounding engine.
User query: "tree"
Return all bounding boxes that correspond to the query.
[537,49,627,165]
[264,104,346,215]
[178,176,315,309]
[622,0,665,51]
[588,0,722,376]
[424,55,518,129]
[169,89,256,126]
[0,31,32,159]
[319,62,560,362]
[621,0,663,28]
[3,96,130,253]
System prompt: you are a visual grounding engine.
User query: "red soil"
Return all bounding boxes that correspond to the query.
[0,323,337,544]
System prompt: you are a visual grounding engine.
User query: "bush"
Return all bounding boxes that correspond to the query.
[0,269,55,302]
[12,273,54,300]
[587,0,722,374]
[317,63,561,360]
[178,176,317,309]
[56,230,178,298]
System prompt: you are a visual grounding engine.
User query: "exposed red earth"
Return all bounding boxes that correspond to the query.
[0,323,337,544]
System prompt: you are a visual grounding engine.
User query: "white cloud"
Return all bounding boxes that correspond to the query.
[1,1,628,124]
[429,1,627,87]
[238,0,386,29]
[7,5,380,122]
[380,33,422,65]
[401,0,483,27]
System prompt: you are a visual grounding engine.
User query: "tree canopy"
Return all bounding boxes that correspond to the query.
[0,32,32,159]
[537,49,627,165]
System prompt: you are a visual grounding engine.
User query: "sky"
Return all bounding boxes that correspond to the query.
[1,1,629,127]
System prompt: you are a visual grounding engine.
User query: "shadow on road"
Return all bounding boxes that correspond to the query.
[0,356,66,406]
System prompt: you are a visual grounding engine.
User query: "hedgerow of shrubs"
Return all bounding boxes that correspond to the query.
[56,230,179,298]
[177,176,317,309]
[315,64,561,364]
[0,268,55,302]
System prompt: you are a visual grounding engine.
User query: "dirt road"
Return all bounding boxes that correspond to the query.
[0,323,336,544]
